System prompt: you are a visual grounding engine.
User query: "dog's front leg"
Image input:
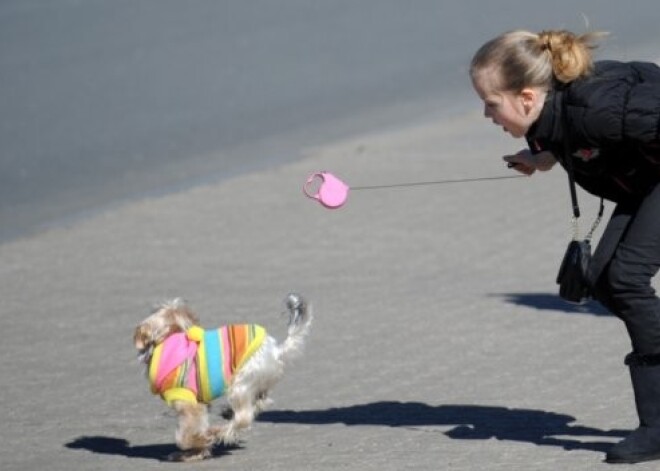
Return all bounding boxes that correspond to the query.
[168,401,214,462]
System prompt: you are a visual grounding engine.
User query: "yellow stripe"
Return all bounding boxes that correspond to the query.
[235,325,266,370]
[196,334,211,403]
[149,343,163,395]
[163,387,197,406]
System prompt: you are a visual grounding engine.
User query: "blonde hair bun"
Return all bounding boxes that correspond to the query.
[538,30,605,83]
[471,29,606,91]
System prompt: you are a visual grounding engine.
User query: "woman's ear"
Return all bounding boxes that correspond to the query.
[520,88,537,112]
[520,87,546,116]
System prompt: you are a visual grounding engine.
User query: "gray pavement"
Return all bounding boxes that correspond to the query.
[2,107,659,470]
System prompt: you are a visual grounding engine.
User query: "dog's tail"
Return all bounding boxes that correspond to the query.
[277,293,312,363]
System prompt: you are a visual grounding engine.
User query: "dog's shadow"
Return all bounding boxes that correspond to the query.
[259,401,627,453]
[65,436,241,462]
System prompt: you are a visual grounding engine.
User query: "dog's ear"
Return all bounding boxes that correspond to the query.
[173,307,200,329]
[163,300,200,331]
[133,323,152,350]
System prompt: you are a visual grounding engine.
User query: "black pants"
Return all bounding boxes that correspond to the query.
[591,184,660,355]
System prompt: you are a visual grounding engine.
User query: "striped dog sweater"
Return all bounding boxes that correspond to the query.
[149,324,267,405]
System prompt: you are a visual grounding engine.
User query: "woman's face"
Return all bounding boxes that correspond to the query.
[472,68,544,139]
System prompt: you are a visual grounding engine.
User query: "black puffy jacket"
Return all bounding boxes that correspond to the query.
[526,60,660,203]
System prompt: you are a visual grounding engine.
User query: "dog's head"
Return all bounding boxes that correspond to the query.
[133,298,200,363]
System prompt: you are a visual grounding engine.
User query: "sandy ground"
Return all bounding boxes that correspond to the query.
[2,106,657,470]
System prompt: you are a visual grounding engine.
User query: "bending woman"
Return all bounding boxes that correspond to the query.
[470,30,660,464]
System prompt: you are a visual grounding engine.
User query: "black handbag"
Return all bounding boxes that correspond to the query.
[555,95,604,304]
[556,239,593,304]
[555,177,604,304]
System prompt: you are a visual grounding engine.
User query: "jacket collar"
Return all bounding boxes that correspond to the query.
[525,87,566,153]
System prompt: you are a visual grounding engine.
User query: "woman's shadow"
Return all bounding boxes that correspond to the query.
[66,402,626,459]
[494,292,612,316]
[259,401,626,453]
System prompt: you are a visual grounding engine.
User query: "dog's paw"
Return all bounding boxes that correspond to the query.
[208,425,227,440]
[167,449,211,462]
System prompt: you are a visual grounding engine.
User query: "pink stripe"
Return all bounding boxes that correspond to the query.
[154,333,197,389]
[221,327,232,382]
[186,360,198,395]
[155,334,187,385]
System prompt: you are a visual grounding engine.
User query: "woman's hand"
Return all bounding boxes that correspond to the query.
[503,150,557,175]
[503,150,537,175]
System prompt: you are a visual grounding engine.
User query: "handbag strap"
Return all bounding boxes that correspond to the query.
[559,89,604,241]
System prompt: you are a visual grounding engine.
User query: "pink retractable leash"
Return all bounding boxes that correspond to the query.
[303,172,350,209]
[303,171,524,209]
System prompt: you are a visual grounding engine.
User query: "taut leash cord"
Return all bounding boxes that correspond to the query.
[351,174,526,191]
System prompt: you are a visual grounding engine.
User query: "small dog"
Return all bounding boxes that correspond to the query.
[133,293,312,461]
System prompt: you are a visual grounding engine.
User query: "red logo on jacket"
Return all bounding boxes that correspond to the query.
[573,148,600,162]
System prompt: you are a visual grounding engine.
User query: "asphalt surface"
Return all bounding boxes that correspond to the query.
[2,2,660,470]
[3,109,660,470]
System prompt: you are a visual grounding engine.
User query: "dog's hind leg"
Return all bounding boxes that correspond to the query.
[254,390,273,414]
[220,387,257,444]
